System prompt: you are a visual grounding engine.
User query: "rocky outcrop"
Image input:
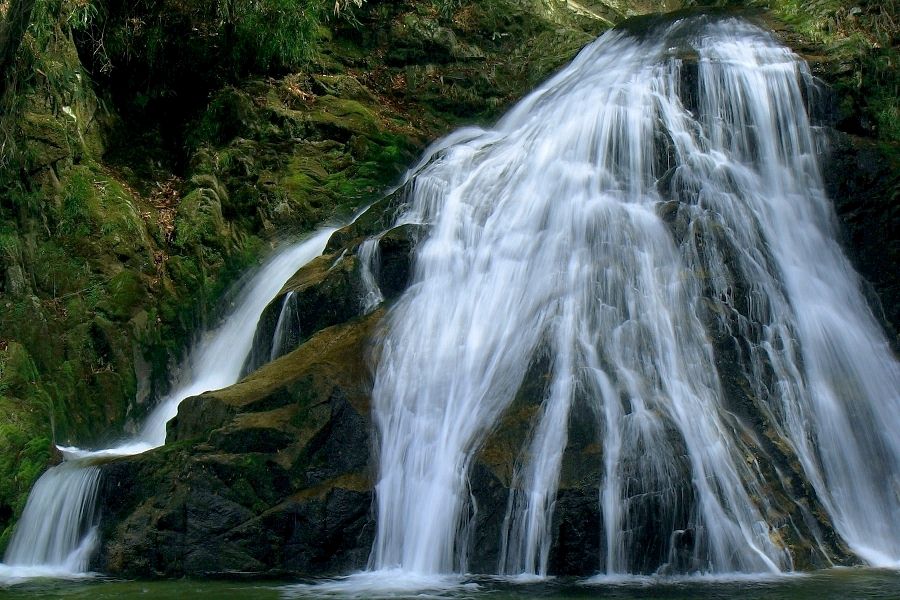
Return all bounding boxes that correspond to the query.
[93,187,428,576]
[94,169,858,577]
[243,219,423,374]
[823,134,899,348]
[97,311,379,576]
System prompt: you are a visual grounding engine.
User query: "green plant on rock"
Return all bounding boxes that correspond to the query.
[222,0,325,71]
[758,0,899,142]
[58,165,95,236]
[65,0,99,31]
[0,420,52,552]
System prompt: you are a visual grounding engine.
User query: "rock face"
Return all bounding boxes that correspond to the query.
[93,192,428,576]
[243,220,422,374]
[93,117,883,576]
[823,134,899,349]
[97,311,379,576]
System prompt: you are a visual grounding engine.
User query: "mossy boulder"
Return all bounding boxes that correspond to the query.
[185,79,419,236]
[243,207,424,374]
[173,188,232,250]
[19,111,72,170]
[96,312,380,577]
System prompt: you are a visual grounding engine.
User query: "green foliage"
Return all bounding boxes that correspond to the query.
[59,165,95,236]
[173,187,228,249]
[432,0,464,20]
[224,0,325,71]
[849,39,898,142]
[0,160,158,462]
[0,0,379,550]
[331,0,364,16]
[67,0,352,88]
[0,418,52,552]
[759,0,899,142]
[188,87,258,147]
[66,0,100,31]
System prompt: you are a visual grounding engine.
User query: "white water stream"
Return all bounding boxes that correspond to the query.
[365,16,900,580]
[0,227,337,579]
[358,238,385,315]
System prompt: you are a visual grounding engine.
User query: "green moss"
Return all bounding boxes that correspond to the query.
[0,420,52,552]
[173,188,231,250]
[189,88,259,148]
[757,0,898,142]
[30,239,90,298]
[1,0,104,171]
[19,111,74,170]
[58,166,96,237]
[305,95,381,137]
[227,0,326,71]
[0,0,405,549]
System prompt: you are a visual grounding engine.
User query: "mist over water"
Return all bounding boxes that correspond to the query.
[367,15,900,579]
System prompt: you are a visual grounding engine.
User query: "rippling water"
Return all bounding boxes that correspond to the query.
[2,569,900,599]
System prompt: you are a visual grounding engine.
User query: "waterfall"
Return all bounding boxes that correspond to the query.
[2,464,100,575]
[368,16,900,578]
[133,226,338,451]
[1,227,338,577]
[270,291,300,362]
[358,238,385,314]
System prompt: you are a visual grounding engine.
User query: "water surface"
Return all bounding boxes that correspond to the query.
[1,569,899,599]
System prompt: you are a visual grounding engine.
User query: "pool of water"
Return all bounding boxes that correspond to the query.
[1,569,898,599]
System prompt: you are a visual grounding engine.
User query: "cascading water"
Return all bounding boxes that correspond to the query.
[366,15,900,579]
[134,226,338,450]
[0,227,338,579]
[358,238,385,315]
[270,291,300,362]
[0,465,101,578]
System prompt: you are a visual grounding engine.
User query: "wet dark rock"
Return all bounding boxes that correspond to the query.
[549,489,603,576]
[325,187,413,252]
[377,223,425,300]
[823,132,899,349]
[96,314,379,577]
[468,463,509,573]
[241,253,364,375]
[297,389,370,487]
[244,215,424,374]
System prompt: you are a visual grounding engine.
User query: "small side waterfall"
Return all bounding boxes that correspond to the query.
[0,227,338,577]
[270,291,300,362]
[135,226,338,451]
[359,238,385,314]
[367,15,900,579]
[2,464,100,574]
